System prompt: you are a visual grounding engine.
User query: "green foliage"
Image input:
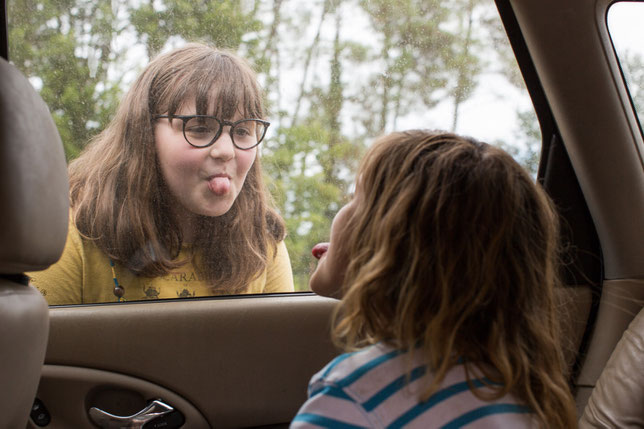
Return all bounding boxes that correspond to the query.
[356,0,456,133]
[622,53,644,125]
[8,0,122,159]
[262,117,363,290]
[129,0,262,56]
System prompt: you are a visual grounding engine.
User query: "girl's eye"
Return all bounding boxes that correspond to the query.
[184,117,220,138]
[186,126,211,135]
[234,126,252,137]
[185,121,218,137]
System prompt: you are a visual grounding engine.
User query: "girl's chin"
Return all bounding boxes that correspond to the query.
[201,206,233,217]
[309,264,342,298]
[194,196,237,218]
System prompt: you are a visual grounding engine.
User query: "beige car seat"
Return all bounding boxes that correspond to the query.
[580,306,644,427]
[0,57,68,428]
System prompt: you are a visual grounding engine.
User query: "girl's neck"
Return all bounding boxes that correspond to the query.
[180,218,197,244]
[171,204,198,244]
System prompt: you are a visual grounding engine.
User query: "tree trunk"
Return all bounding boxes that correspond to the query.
[379,19,393,133]
[451,0,476,132]
[291,0,331,128]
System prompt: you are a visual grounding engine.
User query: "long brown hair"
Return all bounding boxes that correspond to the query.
[334,131,577,428]
[69,43,285,294]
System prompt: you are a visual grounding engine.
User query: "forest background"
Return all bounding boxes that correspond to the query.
[9,0,642,290]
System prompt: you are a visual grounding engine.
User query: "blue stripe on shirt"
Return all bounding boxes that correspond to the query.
[387,378,491,428]
[309,352,360,397]
[362,365,427,411]
[337,348,403,388]
[440,403,533,428]
[292,413,367,428]
[322,352,359,378]
[309,384,353,401]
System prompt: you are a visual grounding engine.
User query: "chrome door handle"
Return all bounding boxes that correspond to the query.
[88,399,174,428]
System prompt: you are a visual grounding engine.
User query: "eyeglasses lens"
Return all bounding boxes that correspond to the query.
[232,120,266,149]
[184,117,221,147]
[183,117,266,149]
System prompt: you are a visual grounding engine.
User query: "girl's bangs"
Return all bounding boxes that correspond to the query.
[162,54,262,119]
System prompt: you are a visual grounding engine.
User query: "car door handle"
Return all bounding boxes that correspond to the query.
[88,398,174,428]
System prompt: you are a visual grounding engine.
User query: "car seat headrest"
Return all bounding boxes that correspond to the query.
[0,57,69,274]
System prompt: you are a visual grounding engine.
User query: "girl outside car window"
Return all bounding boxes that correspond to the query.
[30,43,294,304]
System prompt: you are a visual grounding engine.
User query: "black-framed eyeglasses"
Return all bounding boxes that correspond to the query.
[154,115,270,150]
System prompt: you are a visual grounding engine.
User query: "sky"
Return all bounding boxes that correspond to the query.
[608,2,644,56]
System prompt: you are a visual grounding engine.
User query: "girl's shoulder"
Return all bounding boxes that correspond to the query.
[66,215,104,258]
[311,343,404,387]
[63,214,91,254]
[308,345,538,429]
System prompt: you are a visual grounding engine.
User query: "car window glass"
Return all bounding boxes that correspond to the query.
[607,2,644,132]
[8,0,541,302]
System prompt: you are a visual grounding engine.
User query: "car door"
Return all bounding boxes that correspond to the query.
[504,0,644,416]
[5,0,640,427]
[37,295,339,428]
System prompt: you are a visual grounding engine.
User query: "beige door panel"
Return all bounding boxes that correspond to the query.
[40,294,339,428]
[576,279,644,387]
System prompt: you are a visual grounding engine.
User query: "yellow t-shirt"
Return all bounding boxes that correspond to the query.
[29,220,294,305]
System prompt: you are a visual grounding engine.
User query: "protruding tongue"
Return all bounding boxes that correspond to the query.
[208,177,230,196]
[312,242,329,259]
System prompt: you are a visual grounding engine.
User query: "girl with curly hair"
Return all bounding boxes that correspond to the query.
[293,130,576,428]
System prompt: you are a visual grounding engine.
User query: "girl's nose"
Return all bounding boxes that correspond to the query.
[209,128,235,160]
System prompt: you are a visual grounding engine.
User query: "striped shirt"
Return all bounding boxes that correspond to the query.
[291,343,537,428]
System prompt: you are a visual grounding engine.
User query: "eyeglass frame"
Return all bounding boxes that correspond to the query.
[154,114,270,150]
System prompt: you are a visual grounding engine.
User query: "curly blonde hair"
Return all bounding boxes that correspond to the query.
[69,43,284,294]
[333,130,577,428]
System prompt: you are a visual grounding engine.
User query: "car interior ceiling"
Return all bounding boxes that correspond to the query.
[3,0,644,426]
